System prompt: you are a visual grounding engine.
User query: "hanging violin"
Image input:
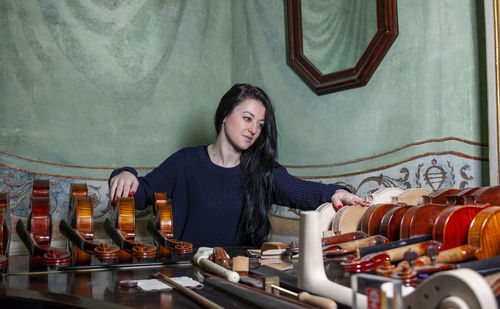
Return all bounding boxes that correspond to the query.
[0,192,10,270]
[104,197,156,260]
[60,183,119,264]
[18,179,71,267]
[147,192,193,257]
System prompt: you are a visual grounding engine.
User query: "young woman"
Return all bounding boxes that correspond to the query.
[109,84,365,247]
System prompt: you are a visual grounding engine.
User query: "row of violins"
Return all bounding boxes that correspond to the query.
[314,186,500,289]
[0,179,191,269]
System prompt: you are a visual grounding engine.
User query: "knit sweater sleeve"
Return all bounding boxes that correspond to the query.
[108,151,181,210]
[272,164,350,210]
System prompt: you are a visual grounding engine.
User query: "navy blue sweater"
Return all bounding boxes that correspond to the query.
[110,146,347,247]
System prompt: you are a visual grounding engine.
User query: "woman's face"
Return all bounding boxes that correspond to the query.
[222,98,266,152]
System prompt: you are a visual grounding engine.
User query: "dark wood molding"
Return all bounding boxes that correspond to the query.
[286,0,399,95]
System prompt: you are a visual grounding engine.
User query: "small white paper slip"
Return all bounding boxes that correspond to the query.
[137,276,203,292]
[137,279,172,291]
[171,276,203,289]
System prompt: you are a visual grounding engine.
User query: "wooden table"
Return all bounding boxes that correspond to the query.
[0,248,258,308]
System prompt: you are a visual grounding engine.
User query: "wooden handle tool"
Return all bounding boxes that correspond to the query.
[271,284,337,309]
[152,272,223,309]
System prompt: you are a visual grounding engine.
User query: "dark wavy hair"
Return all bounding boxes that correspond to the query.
[214,83,277,246]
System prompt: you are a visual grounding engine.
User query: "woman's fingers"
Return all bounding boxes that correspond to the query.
[331,189,370,210]
[109,171,138,201]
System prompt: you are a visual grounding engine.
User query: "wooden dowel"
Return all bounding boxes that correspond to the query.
[153,272,223,309]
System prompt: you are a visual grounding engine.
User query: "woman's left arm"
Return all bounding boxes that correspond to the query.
[272,165,365,210]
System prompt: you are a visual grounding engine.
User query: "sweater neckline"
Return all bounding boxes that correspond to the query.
[199,145,241,175]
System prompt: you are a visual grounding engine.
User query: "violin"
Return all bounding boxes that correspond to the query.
[360,203,401,236]
[322,231,368,246]
[399,203,450,239]
[365,187,404,204]
[331,204,369,235]
[378,204,413,241]
[422,188,460,204]
[104,197,156,260]
[147,192,192,256]
[340,239,441,273]
[468,206,500,259]
[0,192,10,270]
[60,183,119,263]
[390,188,431,205]
[19,179,71,267]
[432,204,491,251]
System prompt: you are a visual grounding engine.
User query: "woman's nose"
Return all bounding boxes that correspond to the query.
[248,123,257,134]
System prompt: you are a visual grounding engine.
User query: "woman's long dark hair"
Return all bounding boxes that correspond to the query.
[214,83,277,247]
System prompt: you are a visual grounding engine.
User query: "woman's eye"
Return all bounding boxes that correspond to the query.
[243,116,251,121]
[257,123,264,128]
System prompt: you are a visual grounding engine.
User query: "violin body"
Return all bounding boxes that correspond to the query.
[468,206,500,259]
[360,203,400,236]
[391,188,431,205]
[433,204,491,251]
[399,203,449,239]
[422,188,460,204]
[365,187,404,204]
[463,185,500,205]
[379,204,413,241]
[149,192,192,256]
[332,205,369,235]
[446,187,481,205]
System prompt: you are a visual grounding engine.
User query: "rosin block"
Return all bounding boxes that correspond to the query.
[232,256,249,274]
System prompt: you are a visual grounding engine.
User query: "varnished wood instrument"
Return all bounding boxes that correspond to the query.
[468,206,500,259]
[0,192,10,270]
[378,204,413,241]
[209,247,230,268]
[19,179,71,266]
[422,188,460,204]
[432,204,491,251]
[365,187,403,204]
[463,185,500,205]
[399,203,450,239]
[331,205,369,235]
[323,235,388,256]
[413,244,478,268]
[360,203,400,236]
[322,231,368,246]
[445,187,481,205]
[340,240,441,273]
[391,187,431,205]
[104,197,156,260]
[147,192,192,257]
[16,219,71,266]
[61,183,119,263]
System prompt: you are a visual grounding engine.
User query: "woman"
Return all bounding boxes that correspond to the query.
[109,83,365,247]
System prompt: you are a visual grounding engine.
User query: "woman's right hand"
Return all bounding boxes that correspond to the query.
[109,171,139,202]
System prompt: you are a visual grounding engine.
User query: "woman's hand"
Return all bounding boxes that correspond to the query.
[109,171,139,202]
[331,189,369,210]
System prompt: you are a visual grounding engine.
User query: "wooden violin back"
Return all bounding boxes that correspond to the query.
[468,206,500,259]
[399,203,449,239]
[391,188,431,205]
[379,204,413,241]
[365,187,404,204]
[360,203,400,236]
[332,205,369,235]
[463,185,500,205]
[422,188,460,204]
[433,204,491,251]
[446,187,481,205]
